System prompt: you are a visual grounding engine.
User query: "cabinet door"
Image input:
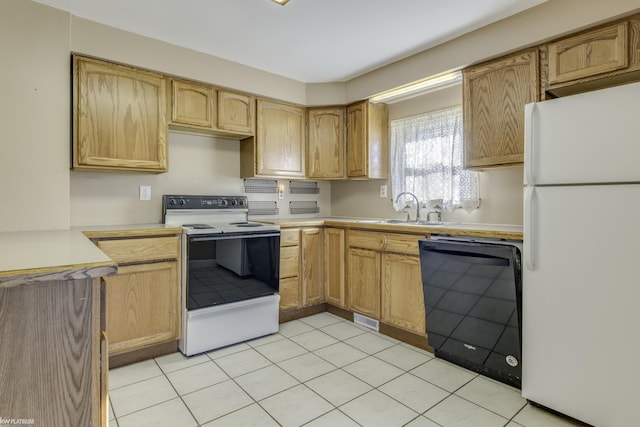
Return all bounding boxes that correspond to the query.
[463,49,539,169]
[307,107,345,179]
[548,22,628,85]
[170,79,215,128]
[324,228,346,308]
[105,261,179,355]
[347,248,380,319]
[346,101,389,179]
[346,101,368,177]
[255,99,305,177]
[73,56,168,172]
[381,253,426,335]
[217,90,255,134]
[301,228,324,306]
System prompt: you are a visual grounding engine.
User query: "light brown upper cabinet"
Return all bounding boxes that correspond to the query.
[463,48,540,169]
[241,99,305,178]
[346,101,389,179]
[307,107,346,179]
[170,79,254,138]
[170,79,215,129]
[543,16,640,96]
[217,89,255,135]
[73,56,168,173]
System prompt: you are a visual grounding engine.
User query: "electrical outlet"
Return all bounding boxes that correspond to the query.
[379,184,387,198]
[278,184,285,200]
[139,185,151,201]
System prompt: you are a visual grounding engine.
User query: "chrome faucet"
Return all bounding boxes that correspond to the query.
[426,210,442,223]
[395,191,420,222]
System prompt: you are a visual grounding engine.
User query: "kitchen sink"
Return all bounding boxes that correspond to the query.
[353,219,460,226]
[385,219,460,226]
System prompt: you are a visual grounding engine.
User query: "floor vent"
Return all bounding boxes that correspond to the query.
[353,313,379,331]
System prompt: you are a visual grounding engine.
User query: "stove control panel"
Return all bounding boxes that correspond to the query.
[163,195,249,210]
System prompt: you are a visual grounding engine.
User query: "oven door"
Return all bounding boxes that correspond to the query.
[186,232,280,310]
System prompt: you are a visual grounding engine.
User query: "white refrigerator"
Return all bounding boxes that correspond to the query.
[522,81,640,427]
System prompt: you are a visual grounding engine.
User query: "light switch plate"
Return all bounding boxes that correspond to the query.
[139,185,151,201]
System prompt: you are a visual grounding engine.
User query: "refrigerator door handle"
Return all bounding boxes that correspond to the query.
[524,186,535,270]
[524,103,536,186]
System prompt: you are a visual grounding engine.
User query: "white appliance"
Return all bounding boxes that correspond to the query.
[163,195,281,356]
[522,82,640,426]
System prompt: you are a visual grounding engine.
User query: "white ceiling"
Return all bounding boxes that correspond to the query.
[34,0,546,83]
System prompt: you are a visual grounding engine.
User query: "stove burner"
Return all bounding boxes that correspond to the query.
[182,223,215,229]
[231,222,263,228]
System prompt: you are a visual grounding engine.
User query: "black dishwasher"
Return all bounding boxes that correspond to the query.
[419,236,522,388]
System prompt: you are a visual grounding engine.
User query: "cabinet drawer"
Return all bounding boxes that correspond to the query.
[348,230,421,255]
[280,245,300,278]
[384,233,421,256]
[97,236,179,264]
[279,276,300,310]
[280,228,300,247]
[348,230,385,251]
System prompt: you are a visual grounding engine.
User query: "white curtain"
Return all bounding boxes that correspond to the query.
[391,106,479,214]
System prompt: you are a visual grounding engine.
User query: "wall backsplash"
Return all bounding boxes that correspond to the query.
[70,132,330,226]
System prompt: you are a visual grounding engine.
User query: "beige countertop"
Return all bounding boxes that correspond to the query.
[0,224,180,286]
[263,217,523,241]
[0,229,117,286]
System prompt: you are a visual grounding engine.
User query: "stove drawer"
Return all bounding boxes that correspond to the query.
[98,236,180,264]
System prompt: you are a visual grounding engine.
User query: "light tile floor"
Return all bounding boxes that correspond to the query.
[108,312,586,427]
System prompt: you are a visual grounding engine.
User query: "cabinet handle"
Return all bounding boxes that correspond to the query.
[382,235,387,249]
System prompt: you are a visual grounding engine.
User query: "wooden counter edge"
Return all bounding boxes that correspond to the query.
[81,227,182,239]
[0,261,117,288]
[270,219,523,241]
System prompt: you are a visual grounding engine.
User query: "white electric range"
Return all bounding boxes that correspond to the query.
[163,195,281,356]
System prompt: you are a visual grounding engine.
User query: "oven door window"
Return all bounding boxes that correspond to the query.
[187,233,280,310]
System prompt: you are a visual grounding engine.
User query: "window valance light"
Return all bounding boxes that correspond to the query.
[369,71,462,104]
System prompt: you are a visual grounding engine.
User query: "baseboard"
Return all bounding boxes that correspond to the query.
[279,303,326,323]
[109,340,178,369]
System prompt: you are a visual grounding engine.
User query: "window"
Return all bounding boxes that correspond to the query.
[390,106,479,213]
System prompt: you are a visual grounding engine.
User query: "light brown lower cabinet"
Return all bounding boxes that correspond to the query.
[324,227,346,308]
[279,228,301,310]
[381,253,426,335]
[95,235,180,357]
[301,227,324,305]
[347,230,426,335]
[347,248,381,319]
[104,261,179,355]
[279,227,325,312]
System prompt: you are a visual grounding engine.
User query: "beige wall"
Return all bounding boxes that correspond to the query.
[70,132,331,226]
[0,1,71,231]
